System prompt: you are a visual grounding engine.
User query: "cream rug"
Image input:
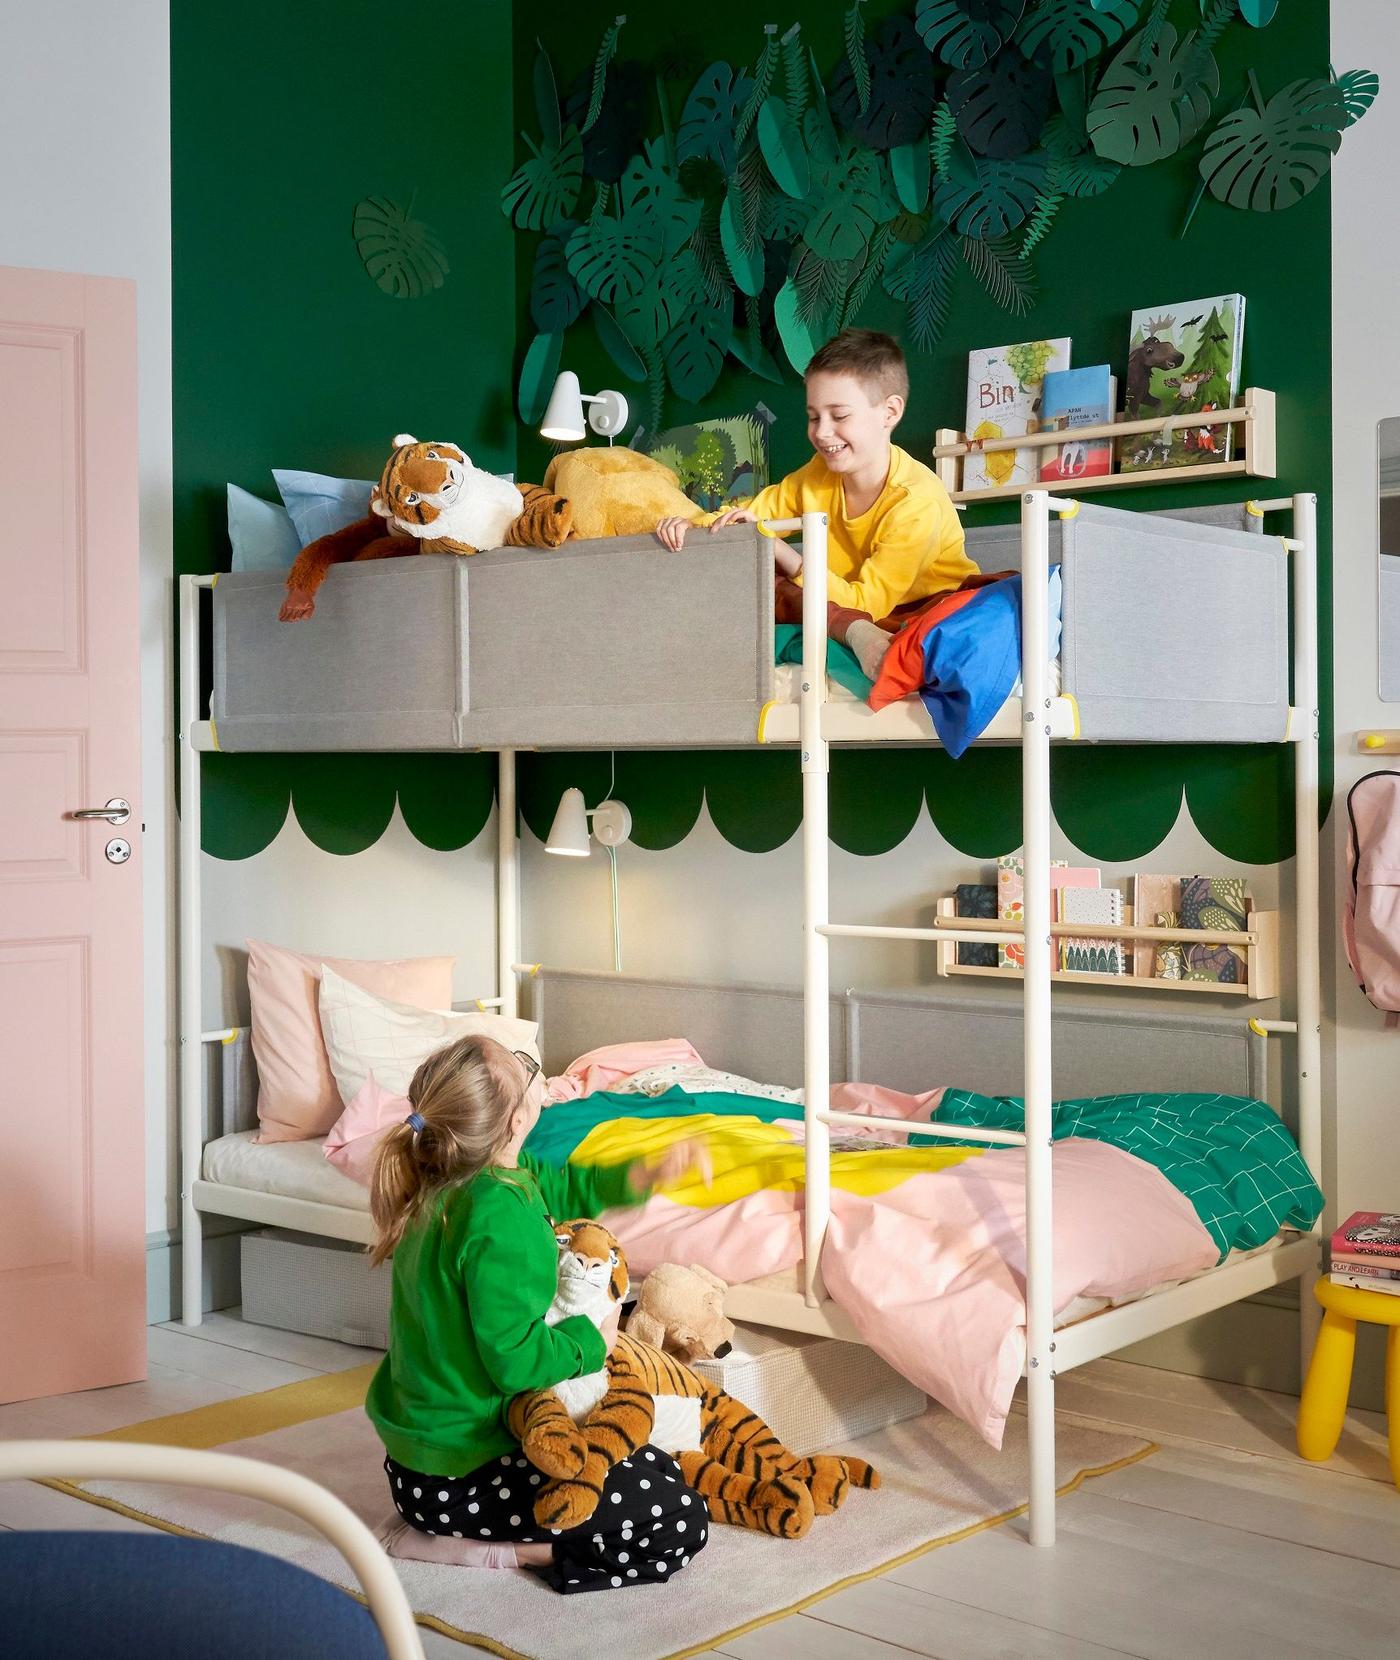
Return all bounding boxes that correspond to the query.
[48,1363,1153,1659]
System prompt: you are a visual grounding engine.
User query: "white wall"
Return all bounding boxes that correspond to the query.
[0,1,173,1233]
[1330,2,1400,1219]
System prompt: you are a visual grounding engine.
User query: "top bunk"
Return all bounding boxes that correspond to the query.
[195,494,1303,754]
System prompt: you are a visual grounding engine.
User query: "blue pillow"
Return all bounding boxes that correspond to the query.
[273,469,377,547]
[227,484,303,572]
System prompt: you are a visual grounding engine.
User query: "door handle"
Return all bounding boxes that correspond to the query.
[69,798,132,826]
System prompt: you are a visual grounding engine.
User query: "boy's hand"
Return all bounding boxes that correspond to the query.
[709,507,757,530]
[632,1138,714,1195]
[655,516,691,550]
[599,1304,622,1352]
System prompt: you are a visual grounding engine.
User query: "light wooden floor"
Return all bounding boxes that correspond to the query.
[2,1314,1398,1659]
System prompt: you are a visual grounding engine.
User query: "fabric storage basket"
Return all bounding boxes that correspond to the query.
[690,1322,925,1455]
[240,1229,389,1350]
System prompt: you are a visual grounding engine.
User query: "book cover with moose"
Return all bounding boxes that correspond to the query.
[1120,296,1245,473]
[964,338,1071,492]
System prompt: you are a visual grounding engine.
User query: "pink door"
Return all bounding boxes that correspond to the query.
[0,266,145,1403]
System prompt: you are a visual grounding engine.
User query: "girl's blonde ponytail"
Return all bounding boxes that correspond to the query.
[368,1033,528,1266]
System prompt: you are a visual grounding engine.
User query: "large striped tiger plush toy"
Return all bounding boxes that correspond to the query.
[279,435,572,621]
[508,1221,879,1537]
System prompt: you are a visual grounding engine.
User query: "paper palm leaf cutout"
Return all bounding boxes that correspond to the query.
[517,330,563,423]
[592,302,648,382]
[781,22,810,120]
[731,301,785,382]
[960,232,1037,314]
[803,139,900,262]
[677,62,753,176]
[882,227,959,349]
[890,137,932,211]
[352,197,449,299]
[773,278,825,372]
[582,15,627,135]
[619,139,700,256]
[844,1,871,115]
[614,253,701,350]
[831,14,940,150]
[663,293,733,402]
[1087,24,1220,167]
[948,49,1054,157]
[1016,0,1139,74]
[720,192,765,297]
[933,143,1049,238]
[529,221,586,333]
[759,179,812,243]
[1237,0,1279,25]
[840,223,895,325]
[1336,69,1380,128]
[737,24,780,144]
[916,0,1025,72]
[1055,147,1120,197]
[1199,76,1346,212]
[757,98,811,200]
[533,42,562,149]
[501,128,584,230]
[566,59,648,185]
[566,216,662,305]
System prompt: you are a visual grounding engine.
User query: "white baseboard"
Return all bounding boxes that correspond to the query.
[145,1218,249,1324]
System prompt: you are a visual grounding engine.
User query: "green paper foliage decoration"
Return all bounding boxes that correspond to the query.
[758,97,811,198]
[1015,0,1139,75]
[678,62,754,174]
[1237,0,1279,28]
[566,214,663,304]
[1336,69,1381,128]
[593,301,648,380]
[518,330,563,423]
[529,221,586,332]
[933,143,1049,237]
[534,41,563,149]
[1087,22,1220,167]
[948,50,1055,158]
[1199,75,1347,212]
[831,12,940,149]
[352,197,449,299]
[664,292,733,401]
[501,127,584,229]
[844,2,872,116]
[917,0,1026,72]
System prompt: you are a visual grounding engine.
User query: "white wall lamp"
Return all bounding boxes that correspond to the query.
[544,785,632,972]
[539,371,630,444]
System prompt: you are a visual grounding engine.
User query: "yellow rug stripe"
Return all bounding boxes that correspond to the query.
[41,1360,1157,1658]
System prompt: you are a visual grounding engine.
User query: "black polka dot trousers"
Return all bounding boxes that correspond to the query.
[384,1444,709,1595]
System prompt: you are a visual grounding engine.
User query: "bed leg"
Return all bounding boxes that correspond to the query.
[1027,1365,1056,1545]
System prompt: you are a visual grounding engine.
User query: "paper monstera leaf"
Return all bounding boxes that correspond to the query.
[1335,68,1380,128]
[678,62,754,176]
[947,49,1054,158]
[619,141,701,257]
[1016,0,1139,74]
[916,0,1025,71]
[501,127,584,230]
[613,254,701,351]
[830,14,940,150]
[1198,77,1346,212]
[803,137,900,262]
[529,221,586,333]
[352,197,449,299]
[932,142,1049,238]
[663,293,733,402]
[1087,23,1220,167]
[592,303,647,382]
[565,216,663,306]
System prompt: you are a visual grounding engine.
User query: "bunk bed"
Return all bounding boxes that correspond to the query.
[177,488,1324,1548]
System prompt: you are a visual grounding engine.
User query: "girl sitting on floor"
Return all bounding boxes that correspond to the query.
[366,1033,712,1595]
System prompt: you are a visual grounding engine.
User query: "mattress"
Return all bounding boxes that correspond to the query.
[202,1131,369,1211]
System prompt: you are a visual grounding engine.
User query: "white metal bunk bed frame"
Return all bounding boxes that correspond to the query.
[176,489,1324,1548]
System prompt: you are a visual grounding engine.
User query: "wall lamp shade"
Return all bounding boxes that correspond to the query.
[545,788,633,856]
[540,371,629,442]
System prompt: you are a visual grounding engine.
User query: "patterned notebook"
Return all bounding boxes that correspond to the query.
[954,883,998,968]
[1132,874,1181,979]
[997,855,1068,969]
[1058,886,1125,975]
[1180,875,1247,984]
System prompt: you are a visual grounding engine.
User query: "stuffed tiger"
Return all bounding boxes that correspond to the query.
[278,435,572,621]
[508,1221,879,1538]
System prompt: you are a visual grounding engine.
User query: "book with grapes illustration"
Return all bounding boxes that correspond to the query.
[963,338,1071,492]
[1120,296,1244,472]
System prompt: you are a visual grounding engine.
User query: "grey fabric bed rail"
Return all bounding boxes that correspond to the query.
[207,498,1288,751]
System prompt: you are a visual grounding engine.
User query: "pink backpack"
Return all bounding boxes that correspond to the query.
[1344,771,1400,1026]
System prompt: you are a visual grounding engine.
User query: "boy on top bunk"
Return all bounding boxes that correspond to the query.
[655,328,978,678]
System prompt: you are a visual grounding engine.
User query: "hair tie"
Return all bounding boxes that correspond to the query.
[405,1111,426,1134]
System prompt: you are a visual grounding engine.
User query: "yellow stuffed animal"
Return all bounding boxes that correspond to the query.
[542,446,704,541]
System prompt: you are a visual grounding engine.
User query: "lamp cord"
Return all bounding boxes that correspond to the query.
[607,845,622,973]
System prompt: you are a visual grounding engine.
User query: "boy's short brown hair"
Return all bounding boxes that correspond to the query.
[805,328,909,404]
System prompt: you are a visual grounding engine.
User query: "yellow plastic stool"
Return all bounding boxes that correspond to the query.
[1297,1277,1400,1486]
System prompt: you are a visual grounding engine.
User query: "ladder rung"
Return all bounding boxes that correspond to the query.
[819,1109,1027,1148]
[818,922,1023,945]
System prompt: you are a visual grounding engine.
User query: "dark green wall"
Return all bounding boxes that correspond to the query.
[509,0,1334,865]
[173,0,514,850]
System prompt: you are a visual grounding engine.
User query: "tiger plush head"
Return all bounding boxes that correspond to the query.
[370,433,523,553]
[549,1219,629,1326]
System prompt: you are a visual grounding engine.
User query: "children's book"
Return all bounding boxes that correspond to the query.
[954,882,998,968]
[1120,295,1244,472]
[1329,1261,1400,1283]
[1179,875,1248,986]
[1331,1211,1400,1261]
[1329,1271,1400,1297]
[964,337,1072,492]
[997,854,1068,969]
[1039,366,1115,483]
[1132,874,1181,979]
[1058,885,1126,975]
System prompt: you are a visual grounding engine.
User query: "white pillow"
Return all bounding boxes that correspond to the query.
[318,964,541,1106]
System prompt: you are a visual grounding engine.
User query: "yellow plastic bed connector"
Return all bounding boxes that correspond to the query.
[1248,1018,1269,1038]
[1056,500,1081,520]
[756,699,778,743]
[210,571,220,586]
[208,719,221,752]
[1244,499,1265,517]
[222,1026,242,1044]
[1062,692,1081,738]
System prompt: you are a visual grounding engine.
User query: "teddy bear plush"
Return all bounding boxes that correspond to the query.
[279,435,572,621]
[625,1262,736,1363]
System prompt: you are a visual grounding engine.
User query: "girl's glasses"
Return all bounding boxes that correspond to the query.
[513,1050,542,1091]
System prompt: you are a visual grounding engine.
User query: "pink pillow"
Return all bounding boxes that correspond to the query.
[324,1075,410,1187]
[247,939,454,1143]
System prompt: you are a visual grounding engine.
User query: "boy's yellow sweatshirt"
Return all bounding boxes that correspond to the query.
[735,443,976,621]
